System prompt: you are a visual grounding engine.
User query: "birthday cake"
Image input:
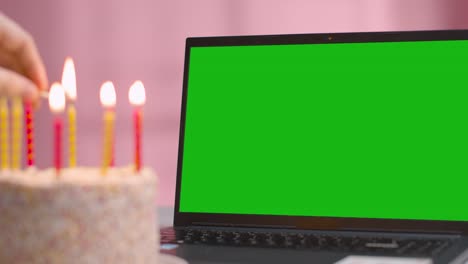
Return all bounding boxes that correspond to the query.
[0,166,159,264]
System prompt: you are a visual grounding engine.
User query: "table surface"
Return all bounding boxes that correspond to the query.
[159,207,174,228]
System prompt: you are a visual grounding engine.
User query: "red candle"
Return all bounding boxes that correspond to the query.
[134,108,142,171]
[129,81,146,172]
[49,83,66,175]
[54,117,62,173]
[25,101,34,167]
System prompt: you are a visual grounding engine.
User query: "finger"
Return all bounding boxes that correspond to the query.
[0,13,48,91]
[0,49,22,73]
[0,67,39,102]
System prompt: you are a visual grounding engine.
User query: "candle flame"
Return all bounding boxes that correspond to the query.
[61,57,76,101]
[100,81,116,108]
[49,83,66,113]
[129,81,146,106]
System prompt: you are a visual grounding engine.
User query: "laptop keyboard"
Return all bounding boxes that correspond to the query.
[160,227,453,257]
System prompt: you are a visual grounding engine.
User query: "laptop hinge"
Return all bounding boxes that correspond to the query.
[190,222,462,237]
[191,222,296,229]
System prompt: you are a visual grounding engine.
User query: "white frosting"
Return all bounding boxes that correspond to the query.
[0,167,159,264]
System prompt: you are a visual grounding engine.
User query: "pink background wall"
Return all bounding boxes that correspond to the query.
[2,0,468,205]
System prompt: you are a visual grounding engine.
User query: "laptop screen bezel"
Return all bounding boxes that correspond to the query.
[175,29,468,235]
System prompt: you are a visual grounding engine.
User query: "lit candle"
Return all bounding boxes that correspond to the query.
[11,98,23,170]
[25,101,34,167]
[0,98,9,170]
[100,81,116,175]
[62,57,77,168]
[128,81,146,172]
[49,83,66,175]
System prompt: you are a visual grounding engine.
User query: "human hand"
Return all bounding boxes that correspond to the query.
[0,12,48,105]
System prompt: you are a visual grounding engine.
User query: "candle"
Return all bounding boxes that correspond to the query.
[25,101,34,167]
[11,98,23,170]
[128,81,146,172]
[61,57,77,168]
[0,98,9,170]
[100,81,116,175]
[49,83,66,174]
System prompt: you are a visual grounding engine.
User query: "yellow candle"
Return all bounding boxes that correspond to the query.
[11,98,23,170]
[62,57,77,168]
[101,110,115,174]
[0,98,9,170]
[68,104,77,167]
[99,81,116,175]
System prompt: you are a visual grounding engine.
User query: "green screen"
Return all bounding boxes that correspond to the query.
[179,39,468,221]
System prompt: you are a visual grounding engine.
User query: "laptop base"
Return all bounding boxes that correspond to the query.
[161,226,465,264]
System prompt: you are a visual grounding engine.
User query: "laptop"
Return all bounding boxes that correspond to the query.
[161,30,468,264]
